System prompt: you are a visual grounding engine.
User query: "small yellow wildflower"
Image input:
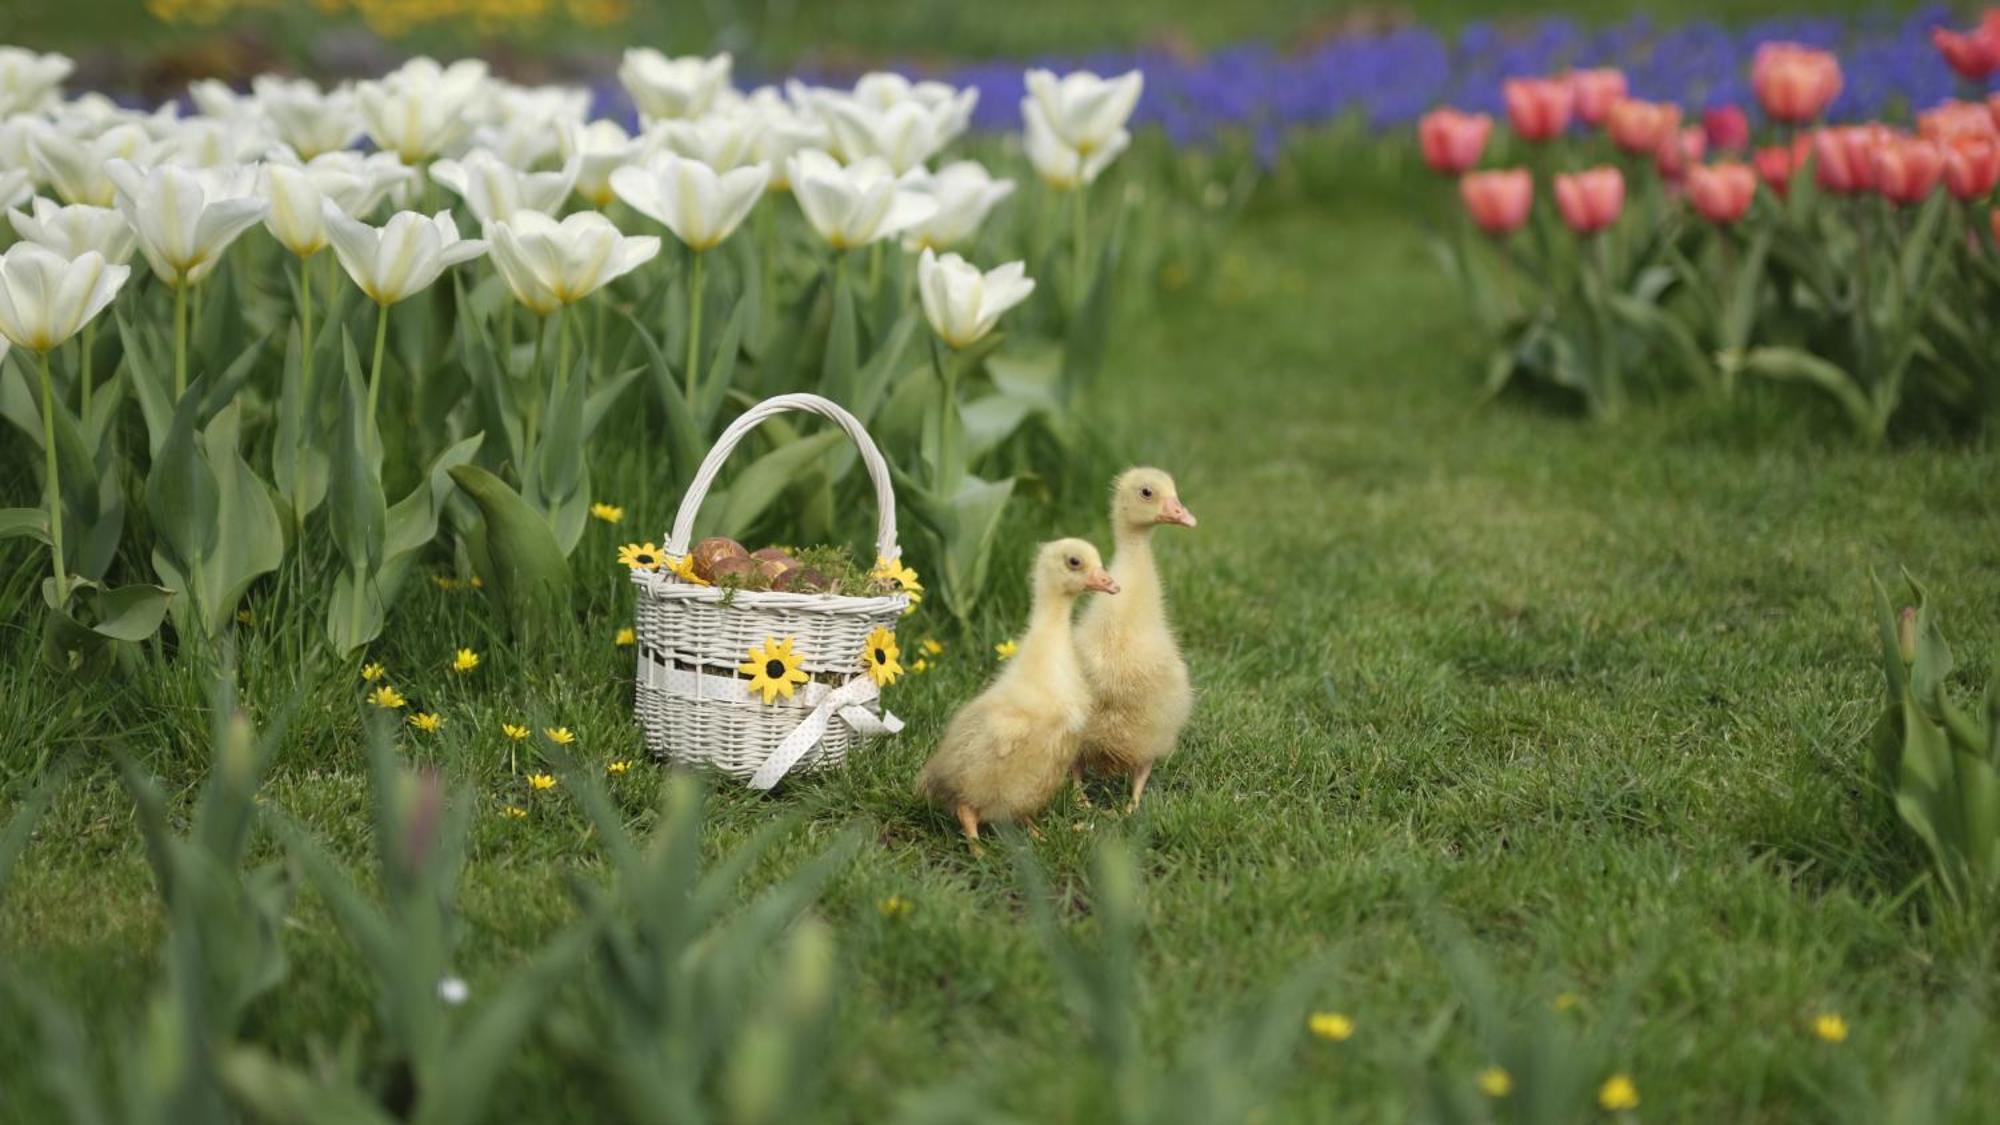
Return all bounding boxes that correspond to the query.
[995,639,1018,661]
[920,637,943,656]
[431,573,461,591]
[1598,1074,1638,1111]
[501,806,528,820]
[664,552,709,586]
[470,575,483,589]
[408,712,444,733]
[1307,1012,1354,1042]
[911,657,930,674]
[452,648,480,674]
[527,773,557,791]
[607,759,632,775]
[501,722,530,741]
[367,685,407,709]
[1551,992,1580,1012]
[877,894,912,919]
[1477,1067,1513,1098]
[615,627,636,647]
[590,502,625,524]
[545,727,576,746]
[235,608,254,625]
[362,662,386,682]
[618,542,663,571]
[1812,1013,1848,1043]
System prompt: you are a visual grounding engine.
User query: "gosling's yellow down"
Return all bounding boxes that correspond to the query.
[916,539,1119,843]
[1075,468,1196,811]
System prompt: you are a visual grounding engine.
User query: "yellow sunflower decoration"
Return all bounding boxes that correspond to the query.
[861,626,903,687]
[618,542,663,570]
[873,557,923,603]
[740,635,811,704]
[665,552,710,586]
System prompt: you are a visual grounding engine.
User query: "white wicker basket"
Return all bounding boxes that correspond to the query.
[632,393,910,789]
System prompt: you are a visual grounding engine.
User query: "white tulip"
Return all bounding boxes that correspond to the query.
[259,153,408,258]
[29,122,163,206]
[1022,100,1130,191]
[560,119,647,207]
[619,50,732,123]
[430,151,579,229]
[784,150,938,250]
[189,79,257,125]
[0,243,129,354]
[487,81,591,129]
[1022,69,1143,156]
[487,209,660,315]
[823,99,948,174]
[916,249,1034,349]
[253,75,362,160]
[651,113,761,173]
[322,204,488,306]
[159,117,276,169]
[739,88,829,188]
[0,117,36,179]
[0,47,73,117]
[355,57,489,163]
[610,152,768,253]
[901,161,1015,252]
[0,169,30,211]
[104,159,268,289]
[10,197,136,264]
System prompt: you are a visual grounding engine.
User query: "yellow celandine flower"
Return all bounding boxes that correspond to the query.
[1477,1067,1513,1098]
[502,806,528,819]
[664,553,709,586]
[1307,1012,1354,1042]
[618,542,664,571]
[607,759,632,775]
[1598,1075,1639,1111]
[367,685,407,709]
[431,573,461,591]
[471,575,483,589]
[590,502,625,524]
[740,635,811,704]
[1812,1013,1849,1043]
[501,723,530,741]
[545,727,576,746]
[920,638,943,656]
[528,773,557,791]
[877,894,912,919]
[1551,992,1580,1012]
[362,662,387,682]
[911,657,930,674]
[236,608,254,625]
[408,712,444,733]
[453,648,480,674]
[861,627,903,687]
[873,557,923,602]
[615,627,636,647]
[995,639,1018,661]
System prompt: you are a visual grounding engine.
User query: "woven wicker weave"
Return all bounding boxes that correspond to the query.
[632,394,909,788]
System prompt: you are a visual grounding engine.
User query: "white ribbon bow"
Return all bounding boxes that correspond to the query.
[748,675,903,790]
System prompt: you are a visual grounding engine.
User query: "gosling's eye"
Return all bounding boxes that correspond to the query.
[1139,486,1154,499]
[1067,556,1081,569]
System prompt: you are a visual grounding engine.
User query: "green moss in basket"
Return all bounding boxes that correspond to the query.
[705,544,889,599]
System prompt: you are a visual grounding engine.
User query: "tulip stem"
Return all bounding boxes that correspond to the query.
[685,249,705,411]
[172,282,189,400]
[365,302,390,450]
[930,334,962,498]
[1071,186,1089,305]
[79,323,95,421]
[37,348,68,609]
[526,313,547,459]
[293,258,315,662]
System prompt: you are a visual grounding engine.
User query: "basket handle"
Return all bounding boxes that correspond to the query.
[664,393,899,563]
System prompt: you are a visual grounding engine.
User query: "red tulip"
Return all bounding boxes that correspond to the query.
[1872,135,1945,205]
[1753,137,1812,198]
[1606,98,1681,155]
[1685,162,1759,224]
[1944,133,2000,200]
[1567,68,1629,127]
[1753,42,1843,123]
[1933,25,2000,82]
[1918,99,1997,142]
[1504,77,1575,142]
[1459,168,1534,236]
[1702,105,1751,152]
[1553,166,1625,234]
[1418,108,1494,175]
[1813,124,1890,194]
[1655,126,1708,183]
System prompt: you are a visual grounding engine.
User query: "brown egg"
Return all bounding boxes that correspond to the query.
[750,547,795,564]
[690,537,749,581]
[707,555,757,585]
[755,556,795,584]
[775,566,830,593]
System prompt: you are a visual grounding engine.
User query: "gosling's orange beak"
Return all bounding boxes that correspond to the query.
[1160,497,1197,528]
[1085,569,1120,595]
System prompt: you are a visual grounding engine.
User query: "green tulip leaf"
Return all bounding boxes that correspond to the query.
[328,370,387,576]
[0,507,51,545]
[146,374,221,573]
[84,582,175,642]
[449,463,571,629]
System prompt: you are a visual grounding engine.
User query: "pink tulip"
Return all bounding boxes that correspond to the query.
[1655,126,1708,183]
[1459,168,1534,236]
[1418,108,1494,175]
[1504,77,1575,142]
[1918,99,1997,142]
[1813,125,1890,194]
[1685,162,1758,224]
[1553,167,1625,234]
[1753,42,1843,123]
[1933,24,2000,82]
[1567,68,1629,127]
[1753,138,1812,198]
[1943,133,2000,200]
[1702,105,1750,151]
[1606,98,1681,155]
[1872,135,1945,205]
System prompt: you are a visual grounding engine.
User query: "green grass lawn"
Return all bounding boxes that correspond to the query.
[5,167,2000,1120]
